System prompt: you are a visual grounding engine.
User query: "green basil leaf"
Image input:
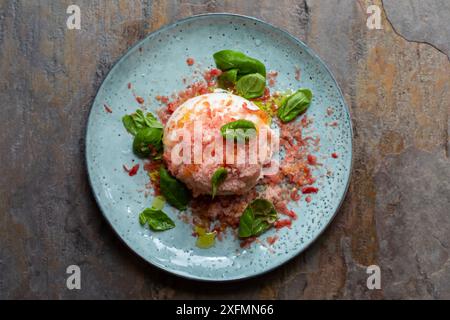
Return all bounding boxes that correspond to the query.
[238,199,278,238]
[123,110,163,136]
[122,115,139,136]
[159,167,190,211]
[139,211,147,226]
[250,199,277,222]
[218,69,238,89]
[235,73,266,99]
[238,207,255,238]
[139,208,175,231]
[277,88,313,123]
[132,127,163,158]
[143,112,164,129]
[211,167,228,199]
[252,218,271,236]
[220,119,257,141]
[213,50,266,77]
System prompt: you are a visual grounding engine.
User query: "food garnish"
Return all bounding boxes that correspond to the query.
[211,167,228,199]
[220,119,257,141]
[277,88,313,123]
[159,167,190,211]
[238,199,278,238]
[139,208,175,231]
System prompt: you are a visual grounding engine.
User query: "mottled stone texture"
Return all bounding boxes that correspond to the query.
[0,0,449,299]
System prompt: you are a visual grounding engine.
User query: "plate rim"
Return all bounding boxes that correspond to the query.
[85,12,354,282]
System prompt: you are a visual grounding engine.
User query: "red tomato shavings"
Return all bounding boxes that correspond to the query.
[267,71,278,87]
[103,104,112,113]
[305,196,312,203]
[290,189,301,201]
[307,154,317,165]
[332,152,339,159]
[136,96,145,104]
[240,237,257,248]
[186,57,195,66]
[274,219,292,230]
[277,202,298,220]
[128,164,140,176]
[127,83,132,89]
[156,95,169,104]
[302,186,319,194]
[210,68,222,77]
[267,235,279,245]
[295,67,301,81]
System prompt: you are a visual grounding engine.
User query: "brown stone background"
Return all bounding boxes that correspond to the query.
[0,0,449,299]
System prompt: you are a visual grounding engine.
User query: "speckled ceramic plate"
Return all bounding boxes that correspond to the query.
[86,14,352,281]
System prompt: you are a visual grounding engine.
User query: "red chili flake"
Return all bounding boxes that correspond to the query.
[328,121,338,127]
[156,95,169,104]
[277,202,298,219]
[302,186,319,194]
[305,196,312,203]
[127,83,132,89]
[274,219,292,230]
[186,57,195,66]
[290,189,301,201]
[307,154,317,165]
[127,164,140,176]
[103,104,112,113]
[210,68,222,77]
[240,237,257,248]
[267,235,279,245]
[167,102,176,113]
[295,67,301,81]
[136,96,145,104]
[267,71,278,87]
[332,152,339,159]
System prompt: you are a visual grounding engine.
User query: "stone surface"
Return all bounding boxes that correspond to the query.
[383,0,450,59]
[0,0,449,299]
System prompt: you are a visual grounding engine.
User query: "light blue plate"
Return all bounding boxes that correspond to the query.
[86,14,352,281]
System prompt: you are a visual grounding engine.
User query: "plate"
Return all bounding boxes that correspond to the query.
[86,14,353,281]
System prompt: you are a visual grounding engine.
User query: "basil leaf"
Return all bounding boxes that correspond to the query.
[139,208,175,231]
[159,167,190,211]
[132,127,163,158]
[218,69,238,89]
[251,199,278,223]
[142,111,163,129]
[122,110,163,136]
[122,115,138,135]
[220,119,256,141]
[235,73,266,99]
[277,88,313,123]
[213,50,266,77]
[238,199,278,238]
[211,167,228,199]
